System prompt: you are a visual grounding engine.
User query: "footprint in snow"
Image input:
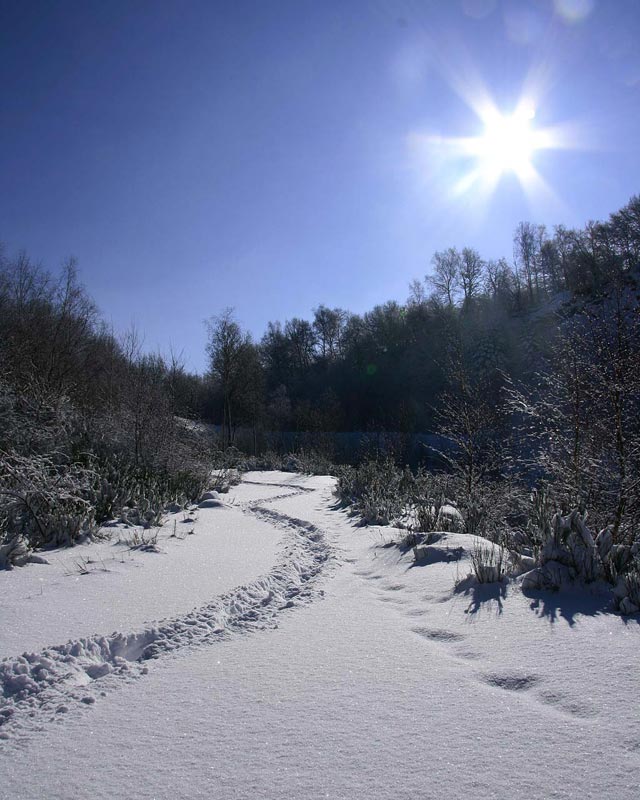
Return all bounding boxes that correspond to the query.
[375,594,408,606]
[480,673,598,718]
[404,607,430,617]
[453,649,483,661]
[373,582,411,604]
[481,672,542,692]
[411,627,466,643]
[535,689,598,719]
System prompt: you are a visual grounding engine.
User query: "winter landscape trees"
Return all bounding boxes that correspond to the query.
[0,195,639,593]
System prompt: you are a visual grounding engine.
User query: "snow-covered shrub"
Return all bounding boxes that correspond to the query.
[401,469,455,533]
[469,539,506,583]
[216,446,244,468]
[359,492,402,526]
[515,488,555,559]
[616,566,640,615]
[0,445,213,564]
[238,450,284,471]
[282,453,304,473]
[0,451,98,555]
[516,494,640,613]
[211,466,241,493]
[336,459,405,525]
[291,450,336,476]
[611,549,640,615]
[89,455,210,524]
[337,460,467,531]
[0,533,33,569]
[0,377,81,457]
[455,479,523,545]
[435,504,464,533]
[234,449,336,475]
[521,509,599,590]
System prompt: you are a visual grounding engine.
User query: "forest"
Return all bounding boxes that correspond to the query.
[0,196,639,597]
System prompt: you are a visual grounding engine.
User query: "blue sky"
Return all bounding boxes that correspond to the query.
[1,0,639,371]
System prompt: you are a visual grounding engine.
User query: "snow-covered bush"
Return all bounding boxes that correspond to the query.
[511,488,555,559]
[282,453,304,473]
[0,444,214,567]
[512,492,640,614]
[234,448,336,476]
[520,508,602,591]
[0,533,33,569]
[237,450,284,471]
[400,468,454,533]
[211,467,241,494]
[0,451,98,558]
[291,450,336,476]
[454,479,525,546]
[336,459,405,525]
[90,454,210,522]
[614,558,640,615]
[469,539,506,583]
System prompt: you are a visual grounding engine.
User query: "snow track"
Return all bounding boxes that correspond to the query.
[0,484,334,743]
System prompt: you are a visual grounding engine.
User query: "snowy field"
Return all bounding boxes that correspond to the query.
[1,471,639,799]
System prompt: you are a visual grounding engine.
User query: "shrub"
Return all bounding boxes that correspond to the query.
[88,454,210,522]
[402,468,444,532]
[615,559,640,615]
[290,450,336,476]
[210,466,241,493]
[469,539,506,583]
[336,458,405,525]
[518,503,640,608]
[0,451,98,553]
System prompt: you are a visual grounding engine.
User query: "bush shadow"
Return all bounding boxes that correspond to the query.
[523,587,615,626]
[406,545,464,566]
[454,574,507,615]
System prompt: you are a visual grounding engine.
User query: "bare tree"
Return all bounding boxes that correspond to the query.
[509,291,640,541]
[513,221,539,301]
[459,247,484,307]
[436,355,506,497]
[312,306,347,361]
[284,318,316,370]
[407,278,427,307]
[206,309,252,449]
[429,248,461,307]
[484,258,513,301]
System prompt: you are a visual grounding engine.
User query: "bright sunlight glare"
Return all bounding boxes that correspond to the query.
[474,105,538,177]
[408,92,566,209]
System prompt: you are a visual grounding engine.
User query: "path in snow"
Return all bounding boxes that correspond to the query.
[1,472,639,800]
[0,477,334,743]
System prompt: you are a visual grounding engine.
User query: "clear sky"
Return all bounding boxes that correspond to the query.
[1,0,639,371]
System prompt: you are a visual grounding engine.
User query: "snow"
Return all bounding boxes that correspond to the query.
[0,489,293,658]
[1,471,639,799]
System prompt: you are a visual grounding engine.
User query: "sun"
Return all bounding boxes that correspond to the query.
[408,83,574,207]
[474,105,537,177]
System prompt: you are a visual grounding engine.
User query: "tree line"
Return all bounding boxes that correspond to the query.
[206,195,640,449]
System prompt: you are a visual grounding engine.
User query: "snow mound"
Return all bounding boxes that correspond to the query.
[198,490,226,508]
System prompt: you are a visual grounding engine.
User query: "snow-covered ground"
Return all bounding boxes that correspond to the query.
[1,472,639,799]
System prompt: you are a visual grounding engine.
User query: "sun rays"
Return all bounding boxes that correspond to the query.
[408,89,566,209]
[402,34,586,216]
